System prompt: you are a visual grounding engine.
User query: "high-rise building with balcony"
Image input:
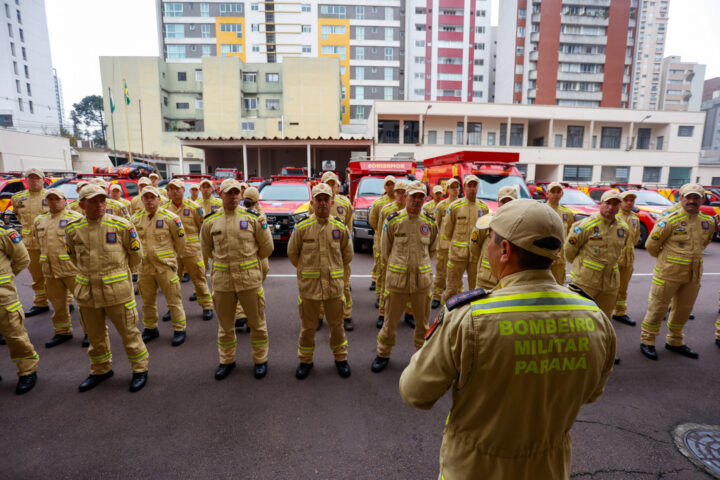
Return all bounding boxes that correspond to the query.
[156,0,404,130]
[53,68,64,130]
[405,0,492,103]
[495,0,636,108]
[658,56,705,112]
[630,0,669,110]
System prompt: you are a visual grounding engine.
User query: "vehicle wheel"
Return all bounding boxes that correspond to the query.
[635,223,648,249]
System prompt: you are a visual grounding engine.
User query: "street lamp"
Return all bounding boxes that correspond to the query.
[626,114,652,151]
[420,104,432,144]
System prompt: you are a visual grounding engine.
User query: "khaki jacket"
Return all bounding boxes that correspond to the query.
[369,194,393,239]
[443,198,491,262]
[565,213,629,291]
[381,209,438,293]
[434,197,455,250]
[469,216,497,290]
[131,208,186,275]
[32,208,83,278]
[616,210,641,267]
[308,194,353,226]
[422,199,438,216]
[163,198,203,258]
[200,207,274,292]
[69,198,130,219]
[12,189,48,250]
[548,203,574,266]
[287,215,353,301]
[129,195,168,215]
[399,269,616,480]
[0,226,30,308]
[645,208,715,284]
[199,196,223,217]
[65,214,143,308]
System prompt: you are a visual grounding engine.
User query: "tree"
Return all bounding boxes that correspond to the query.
[71,95,106,147]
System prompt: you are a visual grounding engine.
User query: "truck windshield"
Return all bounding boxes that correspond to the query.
[633,190,673,207]
[559,189,597,206]
[260,184,310,201]
[357,176,409,197]
[474,175,531,201]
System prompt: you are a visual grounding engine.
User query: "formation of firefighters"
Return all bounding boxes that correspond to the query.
[0,167,718,397]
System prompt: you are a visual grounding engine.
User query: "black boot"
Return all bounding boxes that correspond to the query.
[335,360,351,378]
[343,318,354,331]
[45,334,73,348]
[295,362,313,380]
[371,356,390,373]
[69,304,74,313]
[15,372,37,395]
[431,299,441,309]
[376,316,384,329]
[215,362,236,380]
[612,315,636,326]
[129,371,148,392]
[715,339,720,349]
[254,362,268,379]
[171,330,186,347]
[24,306,49,317]
[404,313,415,329]
[162,311,171,322]
[316,317,323,331]
[369,281,376,291]
[235,318,247,329]
[141,328,159,343]
[78,370,114,392]
[0,333,5,345]
[640,344,658,360]
[81,334,89,348]
[181,273,190,283]
[665,343,699,359]
[374,298,380,309]
[189,292,197,301]
[202,309,213,321]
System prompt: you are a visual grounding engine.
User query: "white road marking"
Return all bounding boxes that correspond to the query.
[266,273,720,278]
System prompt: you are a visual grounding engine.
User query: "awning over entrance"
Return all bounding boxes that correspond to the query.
[177,136,373,178]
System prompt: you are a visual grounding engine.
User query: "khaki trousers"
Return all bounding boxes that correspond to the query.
[371,242,380,282]
[138,269,186,331]
[177,254,213,310]
[573,282,618,321]
[215,288,268,365]
[640,278,700,347]
[297,297,347,363]
[612,264,634,317]
[432,248,448,302]
[234,259,268,320]
[443,258,477,303]
[0,302,39,376]
[28,249,48,307]
[79,301,149,375]
[550,261,566,286]
[45,275,75,335]
[377,289,430,358]
[343,264,352,318]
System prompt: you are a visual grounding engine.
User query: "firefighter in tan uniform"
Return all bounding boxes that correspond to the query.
[198,178,222,216]
[368,176,396,291]
[149,172,167,197]
[639,184,716,360]
[201,179,274,381]
[163,179,214,321]
[308,172,355,330]
[469,186,518,290]
[442,175,491,303]
[88,178,131,219]
[11,168,49,317]
[431,178,460,309]
[131,186,188,346]
[399,199,616,480]
[545,182,575,285]
[423,185,443,216]
[189,183,200,203]
[0,221,39,394]
[109,184,131,210]
[371,182,437,373]
[288,183,353,380]
[31,188,84,348]
[612,190,641,326]
[376,180,408,329]
[129,177,152,214]
[68,181,90,214]
[66,185,149,393]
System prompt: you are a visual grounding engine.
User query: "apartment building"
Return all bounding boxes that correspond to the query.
[630,0,668,110]
[155,0,404,129]
[496,0,636,108]
[52,67,64,130]
[405,0,492,103]
[657,56,705,112]
[0,0,60,134]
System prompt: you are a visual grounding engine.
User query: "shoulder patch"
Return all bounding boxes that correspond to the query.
[567,284,598,305]
[387,211,400,222]
[446,288,487,311]
[425,308,445,340]
[246,208,260,217]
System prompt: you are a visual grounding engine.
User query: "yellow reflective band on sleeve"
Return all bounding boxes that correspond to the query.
[172,317,186,326]
[652,277,665,286]
[377,333,395,346]
[55,321,72,328]
[218,339,238,349]
[0,275,12,284]
[213,263,229,271]
[301,271,320,278]
[170,276,180,284]
[89,352,111,363]
[21,228,31,235]
[33,289,46,296]
[257,288,264,298]
[124,299,137,309]
[196,294,213,302]
[612,264,619,272]
[58,254,70,260]
[331,339,348,351]
[240,259,259,270]
[481,260,491,270]
[582,259,605,271]
[418,265,432,274]
[156,250,175,259]
[330,269,345,279]
[39,255,47,261]
[5,301,22,312]
[616,300,627,306]
[667,321,684,330]
[452,240,468,248]
[715,319,720,329]
[102,272,129,284]
[440,234,449,240]
[251,339,269,347]
[471,291,600,315]
[186,235,199,243]
[12,351,38,364]
[387,263,407,274]
[128,349,148,362]
[298,344,314,353]
[75,275,89,285]
[666,256,690,265]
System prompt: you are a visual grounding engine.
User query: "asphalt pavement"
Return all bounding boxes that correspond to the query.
[1,244,719,479]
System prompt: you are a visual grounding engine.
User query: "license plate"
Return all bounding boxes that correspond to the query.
[272,234,281,240]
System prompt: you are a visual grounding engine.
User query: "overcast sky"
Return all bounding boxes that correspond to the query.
[46,0,720,118]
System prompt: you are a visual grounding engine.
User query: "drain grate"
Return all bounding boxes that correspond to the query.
[673,423,720,479]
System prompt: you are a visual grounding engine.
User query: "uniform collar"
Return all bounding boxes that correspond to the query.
[496,269,557,289]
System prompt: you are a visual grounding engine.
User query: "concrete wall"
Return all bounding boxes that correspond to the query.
[0,129,72,171]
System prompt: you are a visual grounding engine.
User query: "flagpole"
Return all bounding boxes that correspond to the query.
[109,87,118,166]
[139,99,145,162]
[122,78,133,162]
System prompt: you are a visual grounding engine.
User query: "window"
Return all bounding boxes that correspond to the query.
[517,26,525,37]
[15,79,20,93]
[219,3,242,15]
[404,121,419,144]
[355,86,364,100]
[356,6,364,19]
[384,48,393,61]
[266,73,279,82]
[25,82,30,96]
[321,45,346,59]
[473,75,484,82]
[355,46,364,60]
[20,46,25,60]
[241,121,255,131]
[415,40,425,47]
[384,87,393,100]
[438,73,462,81]
[384,67,392,81]
[355,66,364,80]
[302,24,311,32]
[250,3,258,9]
[302,45,311,53]
[474,43,485,50]
[444,131,453,145]
[23,64,28,78]
[678,125,694,137]
[514,82,522,92]
[243,98,258,110]
[220,24,242,36]
[243,72,257,82]
[518,8,526,18]
[17,97,22,111]
[3,3,8,17]
[378,120,400,144]
[554,134,563,147]
[168,45,186,59]
[563,166,593,182]
[200,3,209,16]
[177,71,187,81]
[385,7,393,20]
[601,166,629,183]
[600,127,621,148]
[12,60,17,74]
[15,7,20,23]
[167,24,184,38]
[175,102,189,109]
[477,9,486,16]
[321,25,345,38]
[355,105,365,120]
[220,44,243,55]
[642,166,661,183]
[202,45,211,57]
[165,2,183,16]
[302,4,311,12]
[415,56,425,64]
[476,26,485,34]
[668,167,691,187]
[636,128,651,149]
[354,26,364,40]
[472,91,483,98]
[566,126,584,148]
[320,5,345,16]
[28,100,33,113]
[424,130,438,145]
[456,122,464,145]
[467,122,482,145]
[163,97,168,106]
[201,24,211,38]
[266,99,280,110]
[656,136,664,150]
[500,123,524,146]
[9,41,14,56]
[516,46,524,56]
